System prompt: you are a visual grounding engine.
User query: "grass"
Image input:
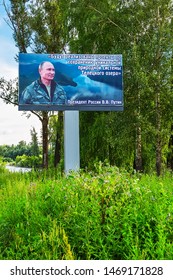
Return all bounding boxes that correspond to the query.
[0,164,173,260]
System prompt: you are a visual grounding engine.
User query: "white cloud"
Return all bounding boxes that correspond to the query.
[0,99,41,145]
[0,37,18,78]
[1,61,17,79]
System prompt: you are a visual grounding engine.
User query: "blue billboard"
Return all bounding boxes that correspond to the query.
[18,53,123,111]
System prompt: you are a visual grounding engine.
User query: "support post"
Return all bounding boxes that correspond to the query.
[64,111,80,173]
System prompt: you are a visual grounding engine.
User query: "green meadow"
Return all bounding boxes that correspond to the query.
[0,164,173,260]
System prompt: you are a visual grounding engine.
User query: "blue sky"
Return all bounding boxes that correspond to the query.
[0,1,41,145]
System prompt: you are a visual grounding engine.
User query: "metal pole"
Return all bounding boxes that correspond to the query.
[64,111,80,173]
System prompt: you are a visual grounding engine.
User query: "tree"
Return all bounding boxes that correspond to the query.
[30,127,40,156]
[2,0,173,173]
[0,77,18,106]
[2,0,70,168]
[0,76,48,168]
[49,112,64,168]
[67,0,173,174]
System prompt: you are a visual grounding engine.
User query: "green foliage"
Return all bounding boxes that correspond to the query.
[0,157,5,169]
[0,141,32,160]
[2,0,173,173]
[68,0,173,173]
[0,166,173,260]
[0,137,41,168]
[80,112,135,170]
[15,155,42,168]
[8,0,31,52]
[30,127,40,157]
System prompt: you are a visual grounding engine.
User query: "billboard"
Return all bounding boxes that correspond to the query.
[18,53,123,111]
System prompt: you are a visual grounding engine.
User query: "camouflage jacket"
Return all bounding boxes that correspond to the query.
[20,79,67,105]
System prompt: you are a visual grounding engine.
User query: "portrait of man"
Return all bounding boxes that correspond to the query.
[20,61,67,105]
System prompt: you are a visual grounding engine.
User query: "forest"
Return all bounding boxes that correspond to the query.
[0,0,173,175]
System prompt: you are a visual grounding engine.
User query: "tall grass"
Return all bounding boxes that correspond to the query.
[0,165,173,260]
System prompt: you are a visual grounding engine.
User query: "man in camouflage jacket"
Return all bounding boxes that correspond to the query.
[20,61,67,105]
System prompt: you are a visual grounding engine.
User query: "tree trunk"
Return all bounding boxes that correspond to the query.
[156,91,162,176]
[42,111,49,169]
[135,89,143,172]
[54,111,63,167]
[135,124,143,172]
[167,124,173,170]
[156,133,162,176]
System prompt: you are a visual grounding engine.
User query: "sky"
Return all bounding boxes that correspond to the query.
[0,1,41,145]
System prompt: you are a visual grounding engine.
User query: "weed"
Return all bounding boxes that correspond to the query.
[0,165,173,259]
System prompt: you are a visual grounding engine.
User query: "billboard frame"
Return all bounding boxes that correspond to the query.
[18,53,123,112]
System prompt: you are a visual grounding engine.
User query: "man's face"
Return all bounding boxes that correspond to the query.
[39,62,55,81]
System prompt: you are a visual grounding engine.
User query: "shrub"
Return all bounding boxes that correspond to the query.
[0,166,173,259]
